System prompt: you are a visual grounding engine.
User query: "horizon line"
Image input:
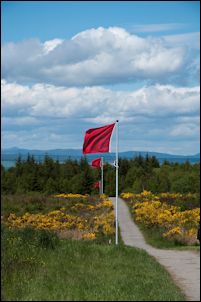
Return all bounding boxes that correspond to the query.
[1,146,200,157]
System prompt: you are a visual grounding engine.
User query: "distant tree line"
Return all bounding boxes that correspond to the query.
[1,154,200,195]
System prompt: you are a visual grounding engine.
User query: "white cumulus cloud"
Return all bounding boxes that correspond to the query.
[2,27,198,86]
[2,80,199,121]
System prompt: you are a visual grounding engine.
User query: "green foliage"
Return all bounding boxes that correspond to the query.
[36,229,60,249]
[1,155,200,196]
[44,177,57,194]
[104,166,116,196]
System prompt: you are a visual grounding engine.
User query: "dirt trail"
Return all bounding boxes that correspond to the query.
[110,197,200,301]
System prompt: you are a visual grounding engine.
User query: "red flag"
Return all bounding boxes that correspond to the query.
[94,181,100,189]
[83,123,115,154]
[91,158,101,168]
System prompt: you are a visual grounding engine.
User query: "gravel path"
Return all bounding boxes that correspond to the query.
[110,197,200,301]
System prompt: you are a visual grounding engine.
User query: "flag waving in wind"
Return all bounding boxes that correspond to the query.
[82,123,115,154]
[91,158,101,168]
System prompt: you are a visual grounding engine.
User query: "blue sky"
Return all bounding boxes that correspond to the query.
[2,1,200,42]
[1,1,200,154]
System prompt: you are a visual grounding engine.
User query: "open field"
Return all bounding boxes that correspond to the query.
[2,226,185,301]
[1,193,186,301]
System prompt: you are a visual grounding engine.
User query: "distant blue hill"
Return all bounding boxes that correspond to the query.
[1,147,200,168]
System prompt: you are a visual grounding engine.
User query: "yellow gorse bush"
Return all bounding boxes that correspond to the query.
[82,232,96,240]
[121,190,200,244]
[121,191,198,202]
[93,212,115,235]
[136,201,199,243]
[2,194,115,241]
[121,191,157,201]
[6,211,82,230]
[120,192,135,199]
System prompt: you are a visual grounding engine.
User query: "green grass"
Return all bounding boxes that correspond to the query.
[1,192,95,216]
[1,226,185,301]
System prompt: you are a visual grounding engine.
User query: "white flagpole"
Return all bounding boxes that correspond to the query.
[101,157,104,194]
[115,120,119,245]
